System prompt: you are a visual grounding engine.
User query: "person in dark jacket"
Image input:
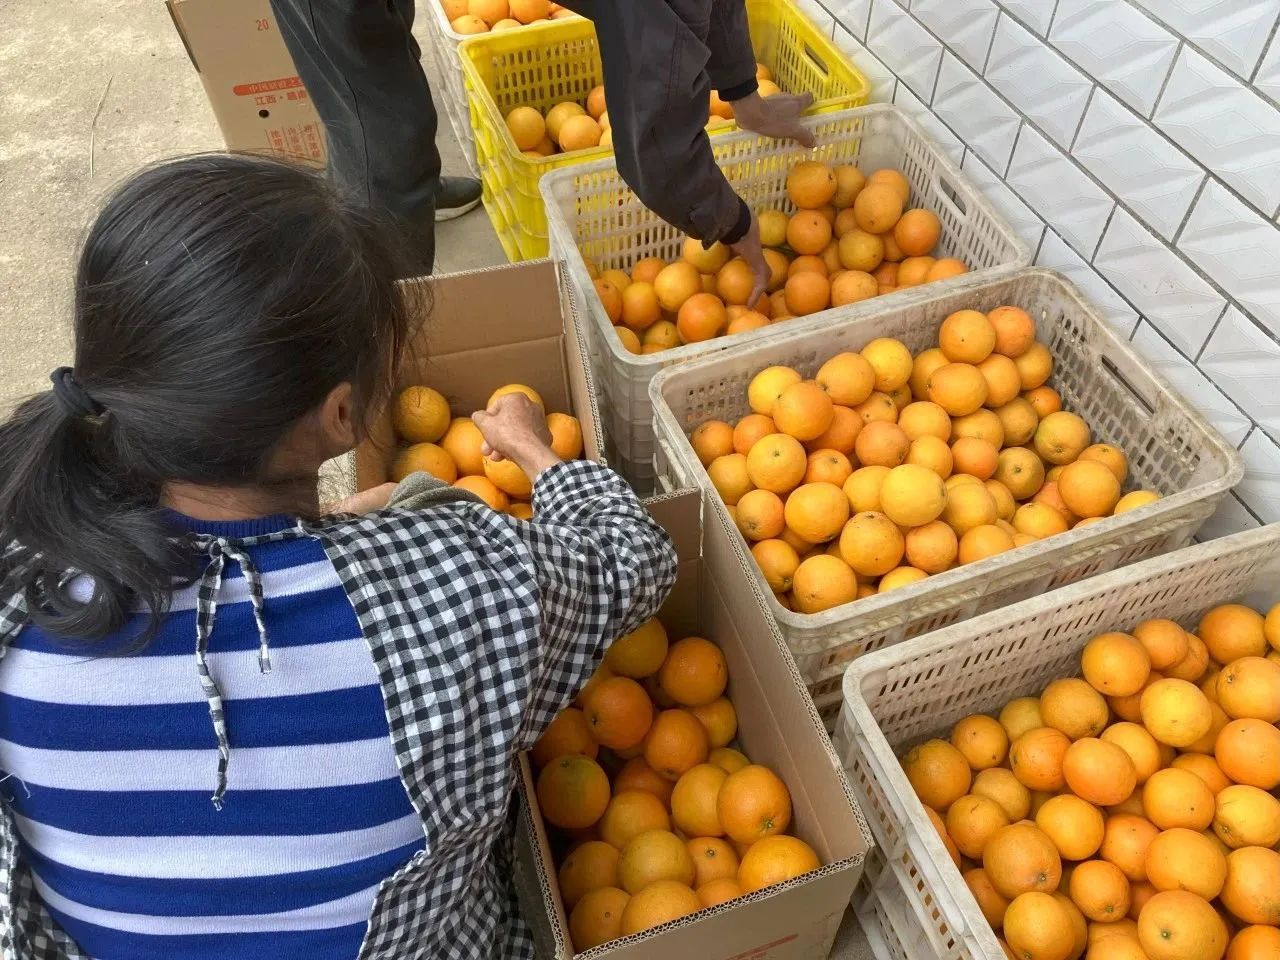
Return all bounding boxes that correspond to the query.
[560,0,816,304]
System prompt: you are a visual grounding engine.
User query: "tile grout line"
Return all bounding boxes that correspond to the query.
[981,9,1000,74]
[1117,0,1270,88]
[1043,0,1062,36]
[1248,13,1280,85]
[1148,39,1183,120]
[1067,84,1096,151]
[1089,205,1117,262]
[1193,304,1232,363]
[1170,177,1209,247]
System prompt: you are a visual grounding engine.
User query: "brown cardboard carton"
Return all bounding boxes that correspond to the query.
[355,260,603,489]
[514,490,873,959]
[168,0,326,163]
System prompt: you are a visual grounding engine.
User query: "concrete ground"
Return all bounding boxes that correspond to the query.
[0,2,876,956]
[0,0,503,412]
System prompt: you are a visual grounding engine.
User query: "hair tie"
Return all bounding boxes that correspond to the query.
[50,367,104,419]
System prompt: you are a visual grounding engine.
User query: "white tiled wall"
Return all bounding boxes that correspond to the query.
[803,0,1280,535]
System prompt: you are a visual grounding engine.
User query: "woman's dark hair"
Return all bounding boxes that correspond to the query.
[0,153,420,642]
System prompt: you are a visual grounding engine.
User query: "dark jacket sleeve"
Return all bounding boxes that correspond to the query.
[559,0,755,244]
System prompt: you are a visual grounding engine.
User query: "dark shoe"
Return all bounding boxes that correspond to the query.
[435,176,482,221]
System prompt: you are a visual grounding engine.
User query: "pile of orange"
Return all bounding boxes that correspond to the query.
[388,382,583,519]
[688,307,1161,612]
[589,160,971,356]
[900,602,1280,960]
[530,619,822,950]
[444,0,576,35]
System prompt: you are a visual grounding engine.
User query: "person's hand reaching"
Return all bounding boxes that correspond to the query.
[472,393,560,481]
[728,211,770,311]
[730,91,817,147]
[324,482,398,515]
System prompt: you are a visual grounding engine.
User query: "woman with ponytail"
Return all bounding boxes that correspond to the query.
[0,154,676,960]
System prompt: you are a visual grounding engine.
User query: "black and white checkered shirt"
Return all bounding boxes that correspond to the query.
[0,460,677,959]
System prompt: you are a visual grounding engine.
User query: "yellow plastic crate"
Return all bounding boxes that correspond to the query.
[460,0,871,261]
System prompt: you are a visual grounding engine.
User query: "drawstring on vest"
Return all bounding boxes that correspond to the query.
[193,537,272,810]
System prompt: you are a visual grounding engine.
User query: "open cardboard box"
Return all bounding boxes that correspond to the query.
[514,490,873,959]
[168,0,326,163]
[354,260,603,490]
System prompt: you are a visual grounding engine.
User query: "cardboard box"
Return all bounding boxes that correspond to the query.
[168,0,326,163]
[355,260,603,489]
[514,489,873,960]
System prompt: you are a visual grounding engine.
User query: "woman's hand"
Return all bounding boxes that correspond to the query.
[472,393,560,480]
[324,482,397,515]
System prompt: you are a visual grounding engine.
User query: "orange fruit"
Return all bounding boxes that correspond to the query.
[861,337,915,392]
[605,618,669,679]
[1200,604,1268,664]
[681,236,730,274]
[533,707,599,768]
[1133,620,1190,672]
[1058,459,1122,519]
[1101,814,1160,881]
[708,747,750,775]
[839,510,907,577]
[983,823,1063,898]
[1012,502,1068,540]
[569,885,629,950]
[1213,784,1280,848]
[455,475,510,511]
[897,256,936,287]
[618,878,699,935]
[1070,858,1130,923]
[619,281,662,332]
[594,278,625,323]
[805,449,854,487]
[652,261,702,313]
[617,829,695,894]
[838,229,886,271]
[830,270,879,307]
[717,764,792,845]
[545,412,584,460]
[854,421,910,469]
[537,755,611,829]
[1088,918,1140,947]
[1063,738,1137,807]
[1143,768,1214,832]
[1137,890,1229,960]
[674,292,726,344]
[1145,827,1226,901]
[878,566,928,592]
[1114,489,1162,515]
[950,439,999,483]
[783,271,831,316]
[644,709,710,782]
[903,738,972,811]
[806,406,864,455]
[995,447,1047,500]
[942,482,999,537]
[1010,726,1071,792]
[1078,443,1128,483]
[899,401,953,442]
[1228,926,1280,960]
[1082,632,1152,697]
[707,453,753,506]
[696,877,743,908]
[951,714,1010,770]
[911,347,951,399]
[973,767,1032,822]
[843,465,890,513]
[670,763,728,838]
[926,805,962,868]
[996,397,1040,447]
[687,836,739,888]
[1035,793,1105,860]
[947,793,1012,858]
[600,790,672,850]
[393,385,451,443]
[1015,342,1055,391]
[959,524,1014,564]
[951,407,1005,446]
[392,442,458,484]
[505,105,547,150]
[559,113,603,151]
[853,183,905,234]
[558,839,622,909]
[926,257,969,282]
[737,835,821,893]
[790,554,858,613]
[691,420,735,467]
[751,539,800,594]
[582,671,655,749]
[1139,678,1212,748]
[1216,656,1280,722]
[616,327,642,354]
[785,482,851,544]
[1169,753,1231,795]
[832,163,866,206]
[439,417,486,477]
[746,433,807,494]
[988,306,1037,358]
[1023,385,1062,418]
[1267,603,1280,651]
[939,309,997,364]
[1100,722,1163,784]
[929,363,989,416]
[1033,411,1091,466]
[734,489,785,541]
[815,352,877,407]
[964,867,1012,927]
[773,382,835,441]
[854,391,900,426]
[734,413,779,456]
[687,697,737,749]
[658,637,727,708]
[905,520,959,574]
[1004,891,1075,960]
[716,258,758,306]
[614,757,674,808]
[787,254,827,278]
[1165,634,1210,683]
[786,209,833,256]
[877,463,947,527]
[1215,718,1280,789]
[1041,677,1109,741]
[893,208,941,257]
[787,160,838,208]
[978,354,1023,407]
[1220,846,1280,926]
[867,168,911,204]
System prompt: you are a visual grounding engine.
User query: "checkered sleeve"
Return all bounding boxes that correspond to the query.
[513,460,677,745]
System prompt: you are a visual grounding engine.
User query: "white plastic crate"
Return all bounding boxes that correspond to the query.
[649,268,1245,726]
[834,522,1280,960]
[542,105,1031,490]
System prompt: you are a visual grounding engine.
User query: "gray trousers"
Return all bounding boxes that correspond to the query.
[268,0,440,272]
